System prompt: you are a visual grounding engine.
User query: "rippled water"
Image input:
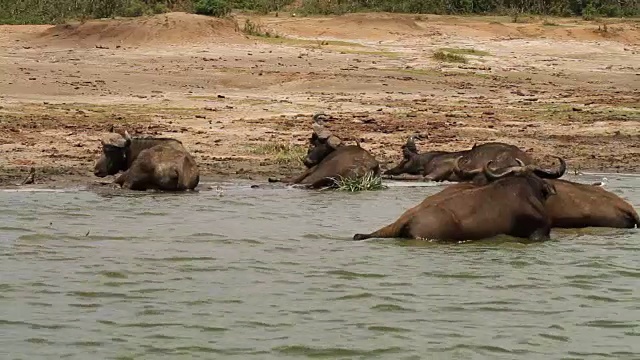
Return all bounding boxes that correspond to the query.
[1,174,639,359]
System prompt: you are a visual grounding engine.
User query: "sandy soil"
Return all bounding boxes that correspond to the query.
[0,12,638,187]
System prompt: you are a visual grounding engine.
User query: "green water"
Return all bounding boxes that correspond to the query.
[1,174,639,359]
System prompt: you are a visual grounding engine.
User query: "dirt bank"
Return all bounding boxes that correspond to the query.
[0,12,638,187]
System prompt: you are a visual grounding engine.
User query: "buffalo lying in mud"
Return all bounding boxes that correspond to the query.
[93,130,200,191]
[269,114,380,189]
[455,158,640,229]
[353,159,565,242]
[383,136,534,182]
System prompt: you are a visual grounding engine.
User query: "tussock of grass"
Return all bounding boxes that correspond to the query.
[240,18,278,38]
[248,143,306,165]
[441,47,491,56]
[432,50,468,63]
[334,172,385,192]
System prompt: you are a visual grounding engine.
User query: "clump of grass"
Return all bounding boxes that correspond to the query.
[334,172,386,192]
[432,50,468,63]
[248,143,306,165]
[440,47,491,56]
[241,19,278,38]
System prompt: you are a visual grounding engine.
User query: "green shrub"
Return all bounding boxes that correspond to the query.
[334,172,386,192]
[582,2,597,20]
[194,0,231,17]
[123,0,146,17]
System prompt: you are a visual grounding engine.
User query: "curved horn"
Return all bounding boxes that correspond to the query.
[453,156,482,179]
[406,135,415,145]
[533,156,566,179]
[404,135,418,152]
[515,158,525,166]
[452,156,465,178]
[312,112,326,123]
[123,130,132,147]
[483,160,516,180]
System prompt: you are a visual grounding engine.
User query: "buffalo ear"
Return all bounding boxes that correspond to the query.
[326,135,341,149]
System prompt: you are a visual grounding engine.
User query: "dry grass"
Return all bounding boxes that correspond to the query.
[247,142,306,165]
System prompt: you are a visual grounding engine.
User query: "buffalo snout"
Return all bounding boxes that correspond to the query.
[93,162,108,177]
[93,154,109,177]
[303,158,315,168]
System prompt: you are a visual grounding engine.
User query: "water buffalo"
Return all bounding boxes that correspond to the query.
[383,136,534,182]
[269,113,380,189]
[93,129,200,191]
[353,159,564,242]
[455,158,640,229]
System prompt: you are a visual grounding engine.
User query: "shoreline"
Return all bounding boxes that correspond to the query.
[1,13,638,185]
[0,163,636,190]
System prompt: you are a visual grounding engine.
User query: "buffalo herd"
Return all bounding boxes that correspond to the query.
[93,112,639,243]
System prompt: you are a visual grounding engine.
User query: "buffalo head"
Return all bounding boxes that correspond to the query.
[482,156,567,199]
[93,130,132,177]
[383,136,422,175]
[303,113,342,168]
[454,156,566,186]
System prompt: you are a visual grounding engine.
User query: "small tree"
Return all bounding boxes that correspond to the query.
[194,0,231,16]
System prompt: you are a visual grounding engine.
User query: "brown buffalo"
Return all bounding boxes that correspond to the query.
[353,160,564,242]
[269,113,380,189]
[383,136,534,182]
[93,130,199,191]
[455,158,640,229]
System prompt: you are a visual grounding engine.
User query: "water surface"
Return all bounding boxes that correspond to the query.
[1,173,639,359]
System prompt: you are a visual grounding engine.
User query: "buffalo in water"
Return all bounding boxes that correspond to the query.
[269,113,380,189]
[353,159,566,242]
[455,158,640,229]
[93,129,200,191]
[383,136,534,182]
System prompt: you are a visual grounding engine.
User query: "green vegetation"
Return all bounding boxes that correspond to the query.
[248,143,306,165]
[334,172,386,192]
[1,0,637,24]
[194,0,231,17]
[0,0,183,24]
[241,18,278,37]
[433,50,468,63]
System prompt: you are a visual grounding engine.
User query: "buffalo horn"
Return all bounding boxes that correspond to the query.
[533,156,566,179]
[122,130,132,147]
[404,135,418,152]
[453,156,483,179]
[312,112,327,124]
[483,160,516,180]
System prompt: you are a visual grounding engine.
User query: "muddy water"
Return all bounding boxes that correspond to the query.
[1,174,639,359]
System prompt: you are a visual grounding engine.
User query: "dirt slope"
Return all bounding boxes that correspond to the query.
[0,12,638,187]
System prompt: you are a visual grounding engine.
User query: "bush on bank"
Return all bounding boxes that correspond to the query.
[0,0,637,26]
